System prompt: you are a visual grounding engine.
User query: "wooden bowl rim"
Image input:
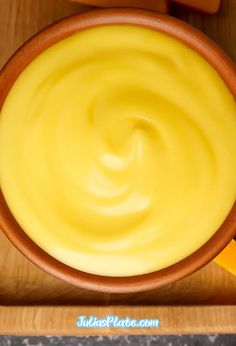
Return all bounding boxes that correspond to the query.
[0,8,236,293]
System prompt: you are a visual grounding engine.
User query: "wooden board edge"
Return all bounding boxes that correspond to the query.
[69,1,169,14]
[0,306,235,335]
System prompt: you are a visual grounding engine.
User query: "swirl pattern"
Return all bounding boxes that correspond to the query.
[1,25,236,276]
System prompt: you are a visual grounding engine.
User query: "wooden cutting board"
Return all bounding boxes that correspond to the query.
[0,0,236,336]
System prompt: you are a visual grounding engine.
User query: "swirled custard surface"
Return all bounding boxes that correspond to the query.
[1,25,236,276]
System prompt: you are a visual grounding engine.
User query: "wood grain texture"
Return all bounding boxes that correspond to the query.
[0,0,89,69]
[1,229,236,307]
[171,0,236,60]
[70,0,169,13]
[171,0,220,14]
[0,0,236,335]
[0,306,236,335]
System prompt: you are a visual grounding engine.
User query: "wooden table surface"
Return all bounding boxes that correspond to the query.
[0,0,236,336]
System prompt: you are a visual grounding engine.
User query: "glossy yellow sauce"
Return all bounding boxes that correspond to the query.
[1,25,236,276]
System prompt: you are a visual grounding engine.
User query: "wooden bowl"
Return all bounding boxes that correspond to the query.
[0,9,236,293]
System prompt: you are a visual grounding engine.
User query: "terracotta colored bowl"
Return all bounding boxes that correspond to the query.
[0,9,236,293]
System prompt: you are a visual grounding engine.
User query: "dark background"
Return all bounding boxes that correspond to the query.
[0,335,236,345]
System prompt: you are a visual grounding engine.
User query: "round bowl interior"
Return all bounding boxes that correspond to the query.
[0,9,236,293]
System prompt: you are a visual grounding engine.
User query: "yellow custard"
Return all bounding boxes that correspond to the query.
[0,25,236,277]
